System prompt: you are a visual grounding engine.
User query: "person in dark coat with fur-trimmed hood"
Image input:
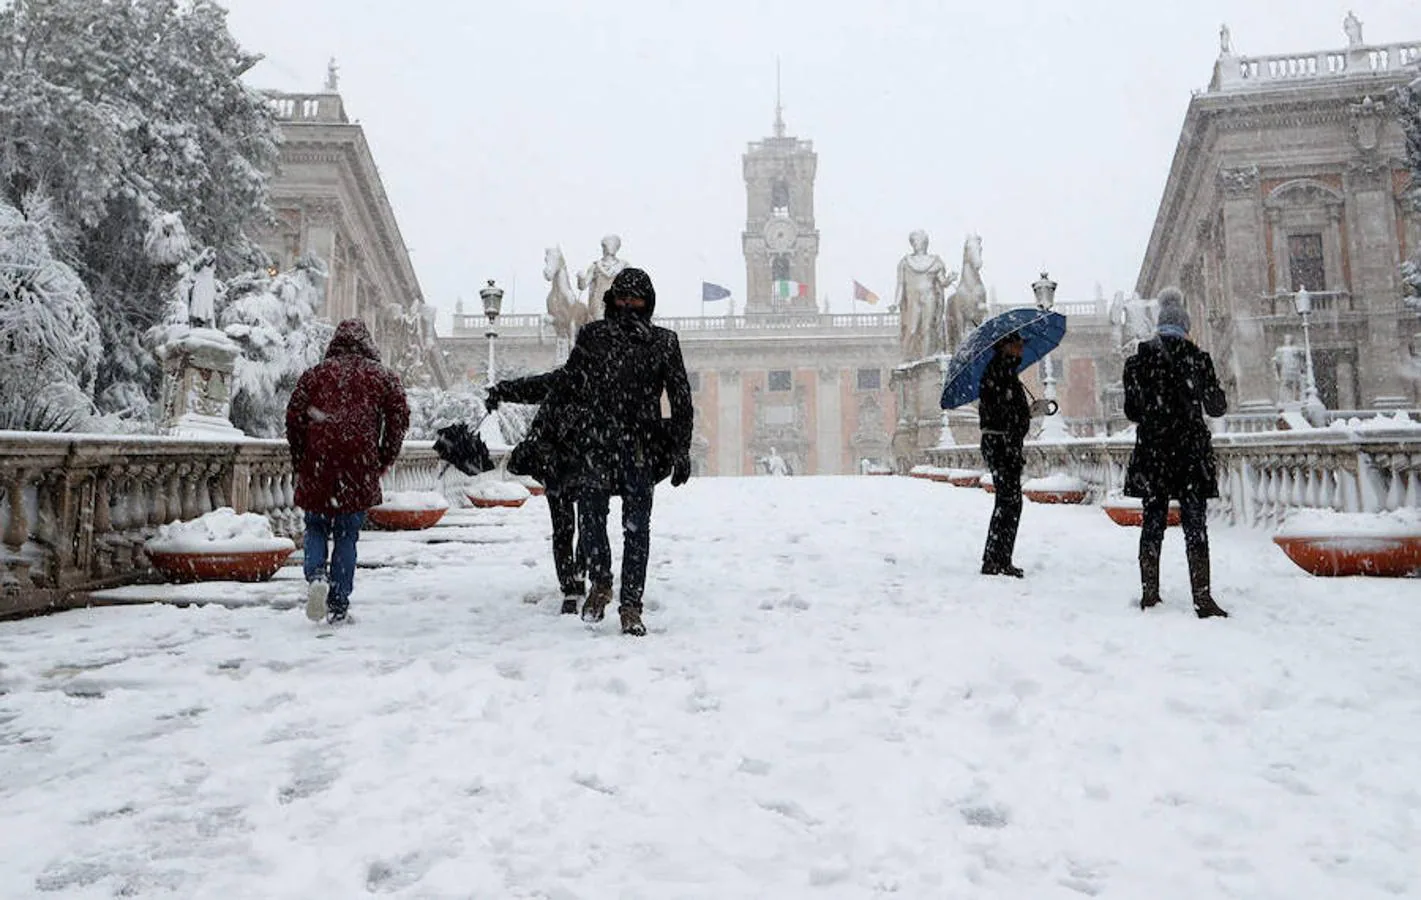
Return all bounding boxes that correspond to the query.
[527,266,694,636]
[286,318,410,625]
[1123,288,1229,618]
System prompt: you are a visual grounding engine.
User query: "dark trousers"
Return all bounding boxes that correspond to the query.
[981,433,1024,568]
[1139,495,1211,599]
[547,492,584,594]
[579,465,655,610]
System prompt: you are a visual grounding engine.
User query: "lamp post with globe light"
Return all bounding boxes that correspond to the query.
[479,279,504,385]
[1293,286,1327,424]
[1032,272,1069,440]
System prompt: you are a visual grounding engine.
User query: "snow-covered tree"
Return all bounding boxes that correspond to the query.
[0,0,281,415]
[0,195,101,430]
[218,254,331,437]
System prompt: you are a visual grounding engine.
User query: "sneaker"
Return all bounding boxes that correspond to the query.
[560,593,582,615]
[326,610,355,626]
[1140,593,1163,610]
[581,584,613,623]
[305,580,329,621]
[981,563,1025,578]
[619,606,646,637]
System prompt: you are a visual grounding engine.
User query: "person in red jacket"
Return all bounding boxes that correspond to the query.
[285,319,409,624]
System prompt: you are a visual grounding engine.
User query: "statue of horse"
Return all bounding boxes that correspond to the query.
[544,246,590,341]
[947,234,986,351]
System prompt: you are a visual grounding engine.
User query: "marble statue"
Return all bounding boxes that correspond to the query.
[948,234,986,352]
[1274,334,1305,403]
[577,234,628,321]
[1344,11,1363,47]
[894,230,956,361]
[543,246,591,341]
[764,446,790,476]
[1219,23,1232,55]
[185,247,219,328]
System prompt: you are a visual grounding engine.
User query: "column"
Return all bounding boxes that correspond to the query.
[716,370,743,477]
[1217,166,1276,411]
[815,367,842,475]
[1345,163,1407,406]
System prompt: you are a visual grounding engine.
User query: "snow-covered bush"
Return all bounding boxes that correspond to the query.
[0,196,100,431]
[0,0,281,421]
[218,255,331,437]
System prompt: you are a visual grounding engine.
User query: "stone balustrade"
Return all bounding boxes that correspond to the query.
[450,311,901,339]
[1214,42,1421,91]
[926,427,1421,529]
[0,433,492,619]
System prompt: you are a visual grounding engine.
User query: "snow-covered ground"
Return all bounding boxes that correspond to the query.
[1,476,1419,898]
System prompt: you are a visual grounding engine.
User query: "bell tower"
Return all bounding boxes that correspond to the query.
[742,69,819,315]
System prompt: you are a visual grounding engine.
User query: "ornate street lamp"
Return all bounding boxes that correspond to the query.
[1032,271,1058,311]
[1293,286,1326,423]
[479,279,504,385]
[1033,272,1066,439]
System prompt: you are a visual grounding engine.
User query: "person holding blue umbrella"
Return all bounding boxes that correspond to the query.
[941,296,1066,578]
[977,333,1037,576]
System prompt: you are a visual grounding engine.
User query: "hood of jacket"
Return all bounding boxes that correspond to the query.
[604,267,657,323]
[325,318,380,361]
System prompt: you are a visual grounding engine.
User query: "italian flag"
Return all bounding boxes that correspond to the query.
[773,280,808,300]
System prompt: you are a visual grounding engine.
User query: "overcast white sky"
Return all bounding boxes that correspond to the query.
[223,1,1419,329]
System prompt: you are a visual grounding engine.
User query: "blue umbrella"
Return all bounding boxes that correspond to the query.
[939,308,1068,409]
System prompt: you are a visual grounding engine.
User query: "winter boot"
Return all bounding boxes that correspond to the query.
[981,562,1024,578]
[619,605,646,637]
[1186,545,1229,619]
[305,580,329,622]
[1139,546,1162,609]
[581,583,613,623]
[560,580,585,616]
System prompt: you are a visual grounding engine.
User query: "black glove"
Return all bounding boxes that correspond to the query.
[670,453,691,487]
[484,386,502,411]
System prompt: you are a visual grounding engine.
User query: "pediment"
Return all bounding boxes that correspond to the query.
[1264,179,1344,210]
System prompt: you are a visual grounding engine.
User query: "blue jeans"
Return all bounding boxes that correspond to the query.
[579,464,655,610]
[303,511,366,614]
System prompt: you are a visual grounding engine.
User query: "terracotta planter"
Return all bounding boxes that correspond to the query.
[948,473,983,488]
[526,485,546,497]
[981,479,996,494]
[909,471,951,483]
[1025,489,1088,505]
[469,496,527,509]
[366,506,447,530]
[145,546,295,583]
[1103,503,1181,528]
[1273,535,1421,578]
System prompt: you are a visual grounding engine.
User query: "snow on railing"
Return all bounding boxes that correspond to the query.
[925,425,1421,530]
[0,435,502,618]
[1214,42,1421,91]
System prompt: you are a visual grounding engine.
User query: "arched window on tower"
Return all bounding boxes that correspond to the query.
[771,178,790,217]
[771,255,791,283]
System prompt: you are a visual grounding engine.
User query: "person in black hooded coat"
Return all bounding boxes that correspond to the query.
[486,371,586,614]
[1123,287,1229,618]
[533,266,694,636]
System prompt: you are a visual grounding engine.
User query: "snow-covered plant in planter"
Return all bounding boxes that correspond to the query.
[980,472,996,493]
[1273,508,1421,578]
[1102,494,1181,528]
[1023,473,1089,504]
[508,473,546,496]
[144,508,295,583]
[468,480,531,509]
[366,491,451,531]
[946,468,984,487]
[909,464,952,482]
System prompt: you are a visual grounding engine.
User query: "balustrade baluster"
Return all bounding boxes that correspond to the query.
[179,464,200,520]
[1,468,33,588]
[1383,456,1404,511]
[146,465,167,527]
